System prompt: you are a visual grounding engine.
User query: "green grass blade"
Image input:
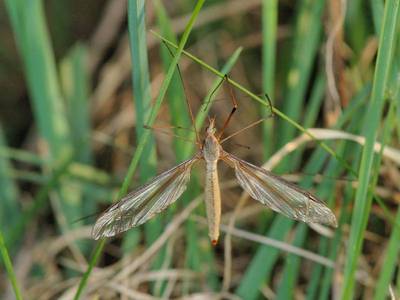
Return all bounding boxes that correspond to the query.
[0,127,20,247]
[261,0,277,158]
[73,1,205,298]
[60,44,92,164]
[235,217,294,299]
[0,230,23,300]
[59,44,96,227]
[4,0,72,159]
[305,158,344,299]
[275,0,325,158]
[302,73,326,129]
[126,0,158,253]
[290,72,326,170]
[276,224,307,299]
[121,0,205,203]
[6,153,74,247]
[0,146,45,166]
[341,1,400,297]
[318,109,368,298]
[370,0,385,34]
[346,0,368,54]
[373,100,399,299]
[4,0,92,234]
[153,0,191,158]
[276,147,330,299]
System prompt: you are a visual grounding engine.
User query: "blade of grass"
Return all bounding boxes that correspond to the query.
[276,146,330,299]
[373,100,399,299]
[4,0,89,235]
[307,108,370,299]
[261,0,277,159]
[0,126,20,248]
[59,44,96,232]
[346,0,368,55]
[153,0,191,158]
[372,5,400,295]
[275,0,325,171]
[73,1,205,298]
[341,1,399,297]
[0,230,23,300]
[276,224,308,299]
[290,72,326,170]
[305,155,343,299]
[318,108,369,299]
[0,146,46,166]
[132,0,172,294]
[6,153,74,247]
[235,217,294,299]
[302,73,326,129]
[126,0,159,256]
[60,44,92,165]
[369,0,384,34]
[0,147,112,188]
[4,0,72,162]
[316,78,395,298]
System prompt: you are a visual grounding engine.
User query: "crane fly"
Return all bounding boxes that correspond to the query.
[92,79,337,245]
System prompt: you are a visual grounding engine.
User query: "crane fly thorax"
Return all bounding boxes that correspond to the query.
[202,118,221,163]
[203,133,221,163]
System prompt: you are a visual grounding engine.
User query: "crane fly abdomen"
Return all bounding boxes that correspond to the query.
[202,121,223,245]
[204,161,221,245]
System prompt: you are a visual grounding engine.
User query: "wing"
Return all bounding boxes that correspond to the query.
[92,156,200,239]
[222,151,337,227]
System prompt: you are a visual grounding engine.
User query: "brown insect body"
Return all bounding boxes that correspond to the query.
[92,115,337,243]
[202,118,222,245]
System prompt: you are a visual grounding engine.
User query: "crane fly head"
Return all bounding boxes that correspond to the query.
[206,117,217,135]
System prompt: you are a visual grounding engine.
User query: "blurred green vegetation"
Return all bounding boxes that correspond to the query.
[1,0,399,299]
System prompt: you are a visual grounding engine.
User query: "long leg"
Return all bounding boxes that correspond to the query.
[217,75,238,140]
[161,41,201,146]
[143,125,197,145]
[220,93,274,144]
[202,75,225,112]
[220,118,265,144]
[263,92,274,119]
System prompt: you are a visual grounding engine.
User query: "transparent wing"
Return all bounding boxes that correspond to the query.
[222,151,337,227]
[92,156,200,239]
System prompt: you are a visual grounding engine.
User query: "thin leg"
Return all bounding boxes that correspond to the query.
[202,76,225,112]
[161,41,201,146]
[220,118,267,144]
[144,125,197,145]
[263,92,274,119]
[217,75,238,140]
[144,124,195,133]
